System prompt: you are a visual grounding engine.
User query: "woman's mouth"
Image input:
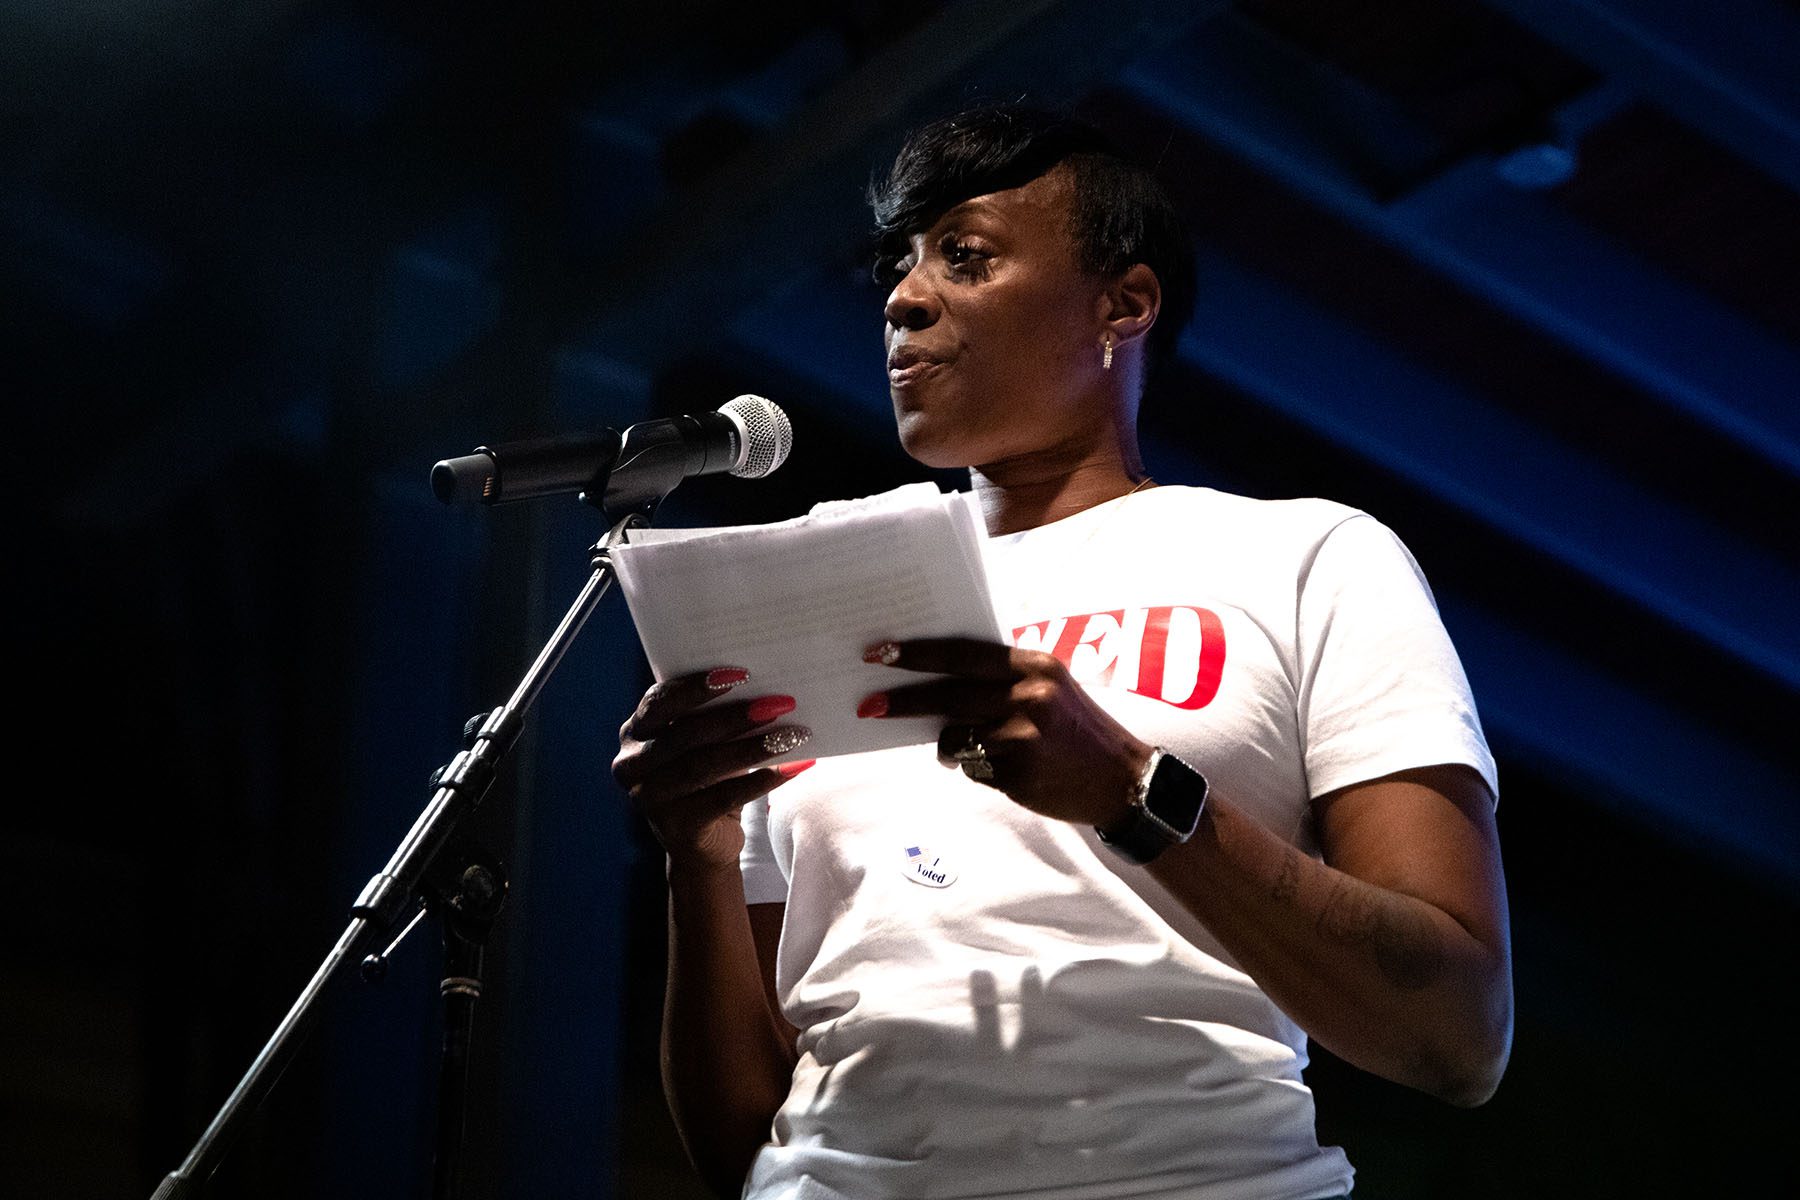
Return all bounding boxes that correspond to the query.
[888,347,951,387]
[889,359,947,387]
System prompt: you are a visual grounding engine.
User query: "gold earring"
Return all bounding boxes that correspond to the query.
[1102,333,1114,371]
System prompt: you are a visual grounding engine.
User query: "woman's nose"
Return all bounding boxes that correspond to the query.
[884,269,938,331]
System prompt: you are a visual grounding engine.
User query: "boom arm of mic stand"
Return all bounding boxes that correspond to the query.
[150,513,645,1199]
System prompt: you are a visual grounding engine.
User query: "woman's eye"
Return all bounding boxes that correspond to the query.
[941,240,988,274]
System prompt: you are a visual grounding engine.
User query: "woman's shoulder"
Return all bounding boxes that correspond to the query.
[1138,483,1373,543]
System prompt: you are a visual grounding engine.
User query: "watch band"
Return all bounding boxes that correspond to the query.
[1095,748,1209,865]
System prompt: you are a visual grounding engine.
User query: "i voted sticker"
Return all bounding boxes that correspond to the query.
[901,844,958,888]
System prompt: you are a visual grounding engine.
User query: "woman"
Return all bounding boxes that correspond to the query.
[612,107,1511,1200]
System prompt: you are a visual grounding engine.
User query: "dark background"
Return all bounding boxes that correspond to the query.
[6,2,1797,1197]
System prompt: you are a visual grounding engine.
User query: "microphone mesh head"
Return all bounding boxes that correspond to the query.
[722,395,793,478]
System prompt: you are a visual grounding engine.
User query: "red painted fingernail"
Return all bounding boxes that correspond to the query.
[747,695,797,724]
[774,759,815,779]
[706,667,750,692]
[863,641,902,665]
[856,693,889,719]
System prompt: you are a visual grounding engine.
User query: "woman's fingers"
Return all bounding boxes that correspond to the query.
[936,722,986,767]
[662,726,813,800]
[610,665,816,865]
[633,693,796,768]
[862,638,1020,679]
[936,714,1035,770]
[856,638,1023,725]
[858,638,1149,825]
[857,678,1013,721]
[619,666,752,744]
[614,665,808,793]
[625,725,812,810]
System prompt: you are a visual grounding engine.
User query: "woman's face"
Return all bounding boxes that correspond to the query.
[882,167,1111,470]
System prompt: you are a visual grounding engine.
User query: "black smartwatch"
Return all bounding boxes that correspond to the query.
[1096,748,1209,865]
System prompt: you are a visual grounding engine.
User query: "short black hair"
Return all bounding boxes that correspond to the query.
[869,104,1196,371]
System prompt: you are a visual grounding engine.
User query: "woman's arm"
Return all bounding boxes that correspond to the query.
[663,867,800,1195]
[860,638,1512,1106]
[749,902,805,1048]
[1145,762,1512,1105]
[612,669,809,1195]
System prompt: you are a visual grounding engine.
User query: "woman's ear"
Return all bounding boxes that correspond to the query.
[1100,263,1162,348]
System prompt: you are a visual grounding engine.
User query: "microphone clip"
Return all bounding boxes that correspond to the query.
[589,413,738,520]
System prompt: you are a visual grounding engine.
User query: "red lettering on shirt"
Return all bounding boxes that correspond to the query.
[1012,604,1226,710]
[1049,609,1125,687]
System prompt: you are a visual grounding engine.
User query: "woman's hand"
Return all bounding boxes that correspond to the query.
[612,667,812,867]
[857,638,1152,827]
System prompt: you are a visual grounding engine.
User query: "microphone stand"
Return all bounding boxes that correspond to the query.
[151,507,646,1198]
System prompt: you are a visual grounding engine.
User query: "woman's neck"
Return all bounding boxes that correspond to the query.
[969,448,1150,536]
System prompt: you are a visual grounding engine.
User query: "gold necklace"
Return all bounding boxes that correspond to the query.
[1070,474,1156,556]
[1122,475,1156,499]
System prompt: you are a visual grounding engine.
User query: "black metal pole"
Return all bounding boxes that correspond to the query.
[428,851,507,1200]
[150,517,640,1198]
[432,929,483,1200]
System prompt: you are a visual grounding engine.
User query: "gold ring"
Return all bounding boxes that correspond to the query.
[952,731,995,781]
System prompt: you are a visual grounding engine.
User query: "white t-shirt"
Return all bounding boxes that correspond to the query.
[739,485,1496,1200]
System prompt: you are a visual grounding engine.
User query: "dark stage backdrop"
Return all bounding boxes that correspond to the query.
[6,3,1796,1198]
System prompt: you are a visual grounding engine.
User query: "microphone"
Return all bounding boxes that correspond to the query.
[431,395,792,511]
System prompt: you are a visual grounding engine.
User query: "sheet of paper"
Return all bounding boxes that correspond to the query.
[609,484,1004,761]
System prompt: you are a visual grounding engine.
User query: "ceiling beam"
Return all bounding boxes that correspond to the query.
[1176,252,1800,691]
[1482,0,1800,194]
[1439,592,1799,888]
[1120,16,1800,477]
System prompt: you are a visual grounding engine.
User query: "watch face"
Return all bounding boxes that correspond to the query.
[1145,754,1206,839]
